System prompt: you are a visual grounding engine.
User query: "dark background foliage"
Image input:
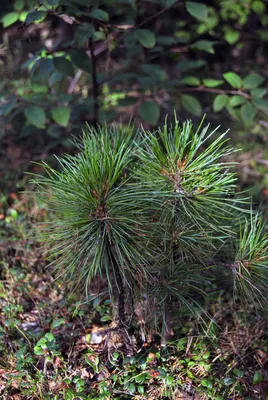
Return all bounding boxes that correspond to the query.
[0,0,267,201]
[1,0,268,134]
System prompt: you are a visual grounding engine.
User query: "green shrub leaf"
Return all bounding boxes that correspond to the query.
[252,1,265,14]
[136,29,156,48]
[166,375,174,385]
[240,102,256,125]
[51,318,65,329]
[253,98,268,110]
[26,11,47,24]
[203,79,224,87]
[2,12,20,27]
[181,94,202,116]
[186,2,209,20]
[14,0,24,11]
[223,72,242,88]
[138,385,145,395]
[191,40,216,54]
[75,23,94,46]
[51,106,71,127]
[243,73,265,89]
[138,100,160,124]
[251,88,267,98]
[0,101,16,116]
[253,371,263,385]
[90,9,109,22]
[24,106,46,128]
[229,95,247,107]
[53,57,74,77]
[213,94,228,111]
[182,76,201,86]
[31,58,54,80]
[70,50,91,73]
[201,379,213,388]
[224,29,240,45]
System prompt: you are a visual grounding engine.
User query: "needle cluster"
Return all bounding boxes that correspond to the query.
[32,117,268,330]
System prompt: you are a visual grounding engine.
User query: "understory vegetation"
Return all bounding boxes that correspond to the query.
[0,196,267,399]
[1,119,268,399]
[0,259,267,399]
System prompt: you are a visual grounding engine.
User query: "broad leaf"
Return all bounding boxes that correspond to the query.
[51,318,65,329]
[186,2,209,20]
[2,12,20,27]
[251,88,267,98]
[253,371,263,385]
[181,94,202,116]
[240,102,256,125]
[136,29,156,49]
[182,76,200,86]
[75,23,94,46]
[229,95,247,107]
[53,57,74,77]
[31,58,54,80]
[252,1,265,14]
[191,40,216,54]
[51,106,71,127]
[0,101,16,116]
[49,72,64,86]
[203,79,224,88]
[24,106,46,128]
[90,9,109,22]
[70,50,91,73]
[213,94,228,112]
[226,105,240,119]
[138,100,160,125]
[14,0,24,11]
[243,73,265,89]
[19,11,28,22]
[224,30,240,45]
[223,72,242,88]
[26,11,47,24]
[253,98,268,111]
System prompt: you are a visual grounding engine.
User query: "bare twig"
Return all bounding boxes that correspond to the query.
[89,37,99,126]
[206,260,239,272]
[136,0,181,29]
[178,86,251,99]
[68,69,83,94]
[255,159,268,167]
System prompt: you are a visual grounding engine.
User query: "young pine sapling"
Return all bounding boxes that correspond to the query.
[32,118,268,343]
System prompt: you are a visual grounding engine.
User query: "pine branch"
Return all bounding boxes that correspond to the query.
[31,116,268,338]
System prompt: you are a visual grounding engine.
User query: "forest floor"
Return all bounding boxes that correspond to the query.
[0,136,268,400]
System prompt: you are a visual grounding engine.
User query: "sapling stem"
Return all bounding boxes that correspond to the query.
[109,250,126,325]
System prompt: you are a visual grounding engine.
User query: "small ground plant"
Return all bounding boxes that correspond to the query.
[32,117,268,343]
